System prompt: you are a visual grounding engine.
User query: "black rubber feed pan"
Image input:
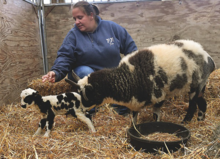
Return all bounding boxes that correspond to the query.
[127,122,191,153]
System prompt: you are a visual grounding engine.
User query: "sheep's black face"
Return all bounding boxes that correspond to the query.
[79,85,103,108]
[80,91,95,108]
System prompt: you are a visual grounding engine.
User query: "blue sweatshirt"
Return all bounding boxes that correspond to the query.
[51,16,137,82]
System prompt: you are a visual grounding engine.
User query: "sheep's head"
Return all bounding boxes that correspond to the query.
[20,88,38,108]
[65,71,97,107]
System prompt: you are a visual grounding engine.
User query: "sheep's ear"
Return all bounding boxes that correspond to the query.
[65,78,80,89]
[85,85,93,91]
[81,85,93,101]
[71,70,81,82]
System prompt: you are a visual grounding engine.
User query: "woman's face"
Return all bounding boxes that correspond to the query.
[72,7,95,32]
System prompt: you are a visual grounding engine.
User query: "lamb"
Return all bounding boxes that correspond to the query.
[20,88,96,137]
[65,39,216,124]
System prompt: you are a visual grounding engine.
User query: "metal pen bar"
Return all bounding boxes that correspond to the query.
[38,0,49,74]
[41,0,49,73]
[43,0,162,6]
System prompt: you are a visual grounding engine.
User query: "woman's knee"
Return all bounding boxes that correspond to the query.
[74,66,95,78]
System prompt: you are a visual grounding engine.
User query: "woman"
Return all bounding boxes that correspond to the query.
[42,1,137,115]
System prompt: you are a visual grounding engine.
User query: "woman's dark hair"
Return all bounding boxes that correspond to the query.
[73,1,100,21]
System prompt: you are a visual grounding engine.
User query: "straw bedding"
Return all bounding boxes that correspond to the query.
[0,69,220,159]
[140,132,181,142]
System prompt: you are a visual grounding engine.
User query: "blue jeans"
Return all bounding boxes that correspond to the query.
[68,66,129,115]
[68,66,95,81]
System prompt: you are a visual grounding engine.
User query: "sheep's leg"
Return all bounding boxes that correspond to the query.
[132,111,138,125]
[197,86,207,121]
[182,92,198,123]
[197,97,206,121]
[43,110,55,137]
[34,117,47,136]
[75,110,96,133]
[153,101,164,122]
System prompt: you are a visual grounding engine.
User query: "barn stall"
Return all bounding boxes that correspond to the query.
[0,0,220,158]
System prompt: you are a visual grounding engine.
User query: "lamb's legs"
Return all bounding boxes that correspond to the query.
[34,118,46,136]
[43,110,55,137]
[75,111,96,133]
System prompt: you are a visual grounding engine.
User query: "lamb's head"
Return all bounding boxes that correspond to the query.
[20,88,38,108]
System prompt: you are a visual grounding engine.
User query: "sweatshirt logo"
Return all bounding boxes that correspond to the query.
[106,37,114,46]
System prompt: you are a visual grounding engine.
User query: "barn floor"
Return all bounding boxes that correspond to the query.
[1,70,220,158]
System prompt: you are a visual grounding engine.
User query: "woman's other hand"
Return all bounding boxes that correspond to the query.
[42,71,56,83]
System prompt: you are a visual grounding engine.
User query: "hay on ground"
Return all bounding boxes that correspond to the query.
[0,69,220,158]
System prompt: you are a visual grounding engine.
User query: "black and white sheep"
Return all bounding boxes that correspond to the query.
[20,88,96,137]
[65,39,215,124]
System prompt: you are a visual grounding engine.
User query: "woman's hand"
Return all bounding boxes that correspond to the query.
[42,71,56,83]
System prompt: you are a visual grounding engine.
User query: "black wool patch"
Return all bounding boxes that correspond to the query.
[157,67,168,84]
[66,109,77,118]
[64,96,68,103]
[40,100,52,114]
[61,103,66,109]
[154,67,168,90]
[180,57,187,71]
[174,42,183,47]
[183,49,204,67]
[68,102,74,109]
[54,106,60,111]
[57,95,63,104]
[170,74,188,91]
[34,93,44,105]
[66,93,77,101]
[167,42,183,47]
[154,76,164,88]
[152,68,167,99]
[129,49,155,102]
[154,88,162,98]
[190,71,199,93]
[75,100,80,109]
[24,95,34,105]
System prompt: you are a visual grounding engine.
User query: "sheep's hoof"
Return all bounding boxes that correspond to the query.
[43,131,51,137]
[34,128,42,136]
[197,111,205,121]
[182,115,193,124]
[197,116,205,121]
[33,132,41,136]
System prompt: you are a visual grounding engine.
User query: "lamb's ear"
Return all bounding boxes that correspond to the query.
[33,92,39,96]
[65,78,80,89]
[23,95,33,105]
